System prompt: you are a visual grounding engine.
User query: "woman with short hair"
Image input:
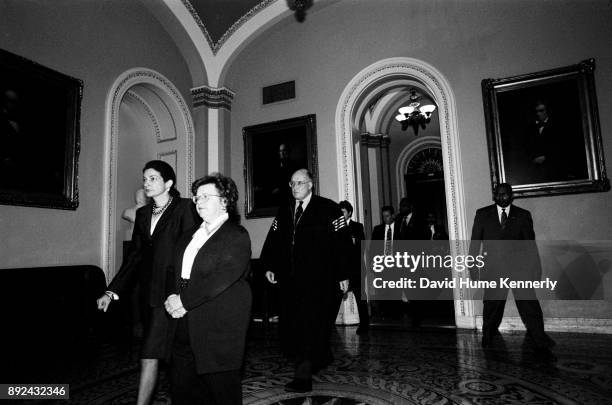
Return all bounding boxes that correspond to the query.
[165,172,252,405]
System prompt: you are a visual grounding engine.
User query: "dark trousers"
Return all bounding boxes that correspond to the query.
[482,288,549,348]
[351,284,370,328]
[171,317,242,405]
[287,289,340,382]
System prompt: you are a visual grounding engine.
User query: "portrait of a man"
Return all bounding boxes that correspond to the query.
[482,59,608,198]
[496,82,588,186]
[243,114,318,218]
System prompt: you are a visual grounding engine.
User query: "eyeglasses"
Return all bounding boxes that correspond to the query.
[192,194,221,203]
[289,181,311,188]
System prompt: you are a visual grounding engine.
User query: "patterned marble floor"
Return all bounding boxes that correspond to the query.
[242,326,612,405]
[36,325,612,404]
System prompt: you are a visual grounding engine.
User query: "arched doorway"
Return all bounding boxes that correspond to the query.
[102,68,195,281]
[404,145,454,326]
[335,57,474,329]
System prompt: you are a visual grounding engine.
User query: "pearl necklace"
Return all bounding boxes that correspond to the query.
[152,196,173,216]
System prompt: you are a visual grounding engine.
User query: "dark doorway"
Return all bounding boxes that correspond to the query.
[368,147,455,328]
[404,147,454,327]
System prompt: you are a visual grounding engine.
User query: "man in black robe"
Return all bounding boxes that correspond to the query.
[261,168,351,393]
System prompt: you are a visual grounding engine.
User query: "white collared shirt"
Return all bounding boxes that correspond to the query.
[295,192,312,214]
[536,118,549,135]
[404,212,413,225]
[150,213,162,235]
[496,204,511,224]
[181,212,229,279]
[385,223,394,240]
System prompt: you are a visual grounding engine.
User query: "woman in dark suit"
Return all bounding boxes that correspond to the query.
[165,173,252,405]
[96,160,200,405]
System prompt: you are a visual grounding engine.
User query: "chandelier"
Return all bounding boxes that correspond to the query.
[394,88,436,135]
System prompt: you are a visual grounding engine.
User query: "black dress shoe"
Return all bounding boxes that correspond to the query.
[284,378,312,393]
[534,347,557,363]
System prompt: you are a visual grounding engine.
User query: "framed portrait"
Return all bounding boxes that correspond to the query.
[243,114,318,218]
[482,59,609,198]
[0,48,83,209]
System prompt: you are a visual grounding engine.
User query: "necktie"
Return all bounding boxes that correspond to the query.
[501,208,508,229]
[292,201,304,246]
[294,201,303,225]
[384,225,392,256]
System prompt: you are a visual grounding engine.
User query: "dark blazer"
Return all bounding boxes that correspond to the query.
[469,204,541,280]
[427,223,449,240]
[347,220,365,285]
[348,220,365,247]
[109,198,200,307]
[396,213,428,240]
[371,222,400,241]
[169,221,252,374]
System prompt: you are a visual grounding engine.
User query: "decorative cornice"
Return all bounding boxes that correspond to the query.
[192,85,236,110]
[182,0,276,55]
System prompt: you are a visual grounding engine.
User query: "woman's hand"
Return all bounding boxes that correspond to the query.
[170,307,187,319]
[165,294,187,318]
[165,294,183,312]
[96,295,111,312]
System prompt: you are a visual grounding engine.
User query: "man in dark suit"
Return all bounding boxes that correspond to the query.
[396,197,428,240]
[371,206,408,322]
[395,198,428,325]
[371,205,398,244]
[469,183,556,361]
[338,200,368,334]
[426,212,449,240]
[262,169,351,393]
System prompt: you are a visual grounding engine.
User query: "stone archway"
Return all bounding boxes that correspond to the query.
[334,57,474,328]
[101,68,195,280]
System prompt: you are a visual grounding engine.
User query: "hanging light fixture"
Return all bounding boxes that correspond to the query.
[395,88,436,135]
[287,0,313,22]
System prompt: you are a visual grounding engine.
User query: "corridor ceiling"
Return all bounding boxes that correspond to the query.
[188,0,270,50]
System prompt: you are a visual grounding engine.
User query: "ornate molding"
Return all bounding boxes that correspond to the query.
[335,57,472,325]
[182,0,276,55]
[124,90,163,143]
[192,85,236,110]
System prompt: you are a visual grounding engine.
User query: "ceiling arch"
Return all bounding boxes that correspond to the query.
[141,0,340,87]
